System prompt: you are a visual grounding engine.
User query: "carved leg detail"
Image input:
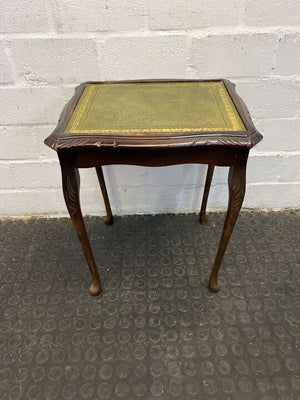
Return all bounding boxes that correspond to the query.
[95,166,113,225]
[199,165,215,224]
[209,157,247,292]
[59,153,102,296]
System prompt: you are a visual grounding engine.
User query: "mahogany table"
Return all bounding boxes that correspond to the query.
[45,80,262,296]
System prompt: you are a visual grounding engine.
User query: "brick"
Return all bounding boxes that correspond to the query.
[236,80,300,118]
[143,185,203,213]
[0,86,74,125]
[50,165,227,214]
[101,36,188,80]
[0,44,12,84]
[0,161,149,200]
[244,183,300,208]
[245,0,300,26]
[80,182,230,213]
[148,164,229,187]
[191,33,278,78]
[81,166,231,214]
[247,154,300,183]
[11,39,99,84]
[53,0,146,32]
[274,34,300,76]
[149,0,241,30]
[148,165,203,187]
[0,162,146,191]
[253,118,300,152]
[1,181,299,216]
[0,189,64,216]
[66,185,150,216]
[0,161,61,190]
[1,183,299,216]
[80,165,148,190]
[81,187,149,215]
[0,0,50,33]
[0,126,57,160]
[138,183,229,213]
[0,186,147,216]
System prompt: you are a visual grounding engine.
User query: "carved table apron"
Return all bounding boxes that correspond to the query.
[45,79,263,296]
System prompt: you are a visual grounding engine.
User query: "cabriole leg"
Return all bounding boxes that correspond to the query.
[95,166,113,225]
[209,156,247,292]
[59,152,102,296]
[199,164,215,224]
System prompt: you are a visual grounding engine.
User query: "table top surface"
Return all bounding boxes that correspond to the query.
[45,79,262,150]
[64,81,245,135]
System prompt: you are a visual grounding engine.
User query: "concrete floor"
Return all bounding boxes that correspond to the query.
[0,211,299,399]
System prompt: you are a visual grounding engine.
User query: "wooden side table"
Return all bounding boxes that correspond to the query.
[45,80,262,296]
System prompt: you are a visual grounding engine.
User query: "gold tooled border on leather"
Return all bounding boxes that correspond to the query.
[65,81,245,134]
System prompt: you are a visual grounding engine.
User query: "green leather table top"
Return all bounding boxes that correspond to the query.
[64,81,245,136]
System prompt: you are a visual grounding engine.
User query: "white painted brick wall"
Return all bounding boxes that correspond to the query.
[0,0,51,33]
[244,0,300,27]
[190,33,279,78]
[11,39,100,83]
[53,0,147,32]
[274,34,300,76]
[0,43,12,83]
[0,87,74,125]
[253,119,299,152]
[149,0,242,30]
[236,80,300,119]
[0,0,299,216]
[0,126,56,160]
[101,36,188,80]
